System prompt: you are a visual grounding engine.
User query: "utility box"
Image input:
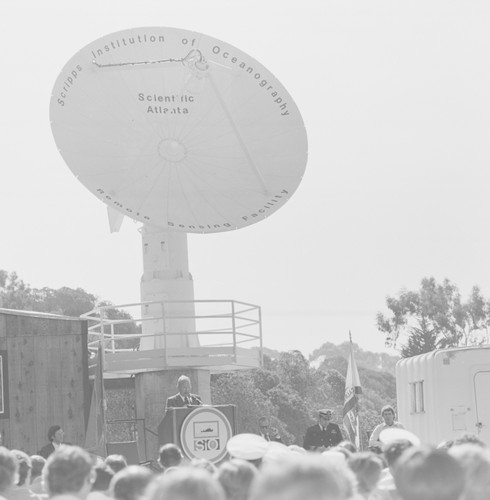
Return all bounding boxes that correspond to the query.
[396,346,490,446]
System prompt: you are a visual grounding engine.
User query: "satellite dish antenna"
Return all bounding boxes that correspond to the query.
[50,27,307,351]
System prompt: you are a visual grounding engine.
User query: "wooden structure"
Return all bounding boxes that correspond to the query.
[0,309,89,453]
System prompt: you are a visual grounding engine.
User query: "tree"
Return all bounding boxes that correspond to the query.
[211,372,278,434]
[0,270,140,349]
[377,277,490,357]
[310,341,399,375]
[0,271,35,310]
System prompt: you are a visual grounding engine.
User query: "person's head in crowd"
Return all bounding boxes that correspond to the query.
[177,375,192,398]
[189,458,217,474]
[337,441,357,454]
[146,467,225,500]
[0,447,18,494]
[158,444,183,471]
[215,459,258,500]
[11,450,32,487]
[48,425,64,445]
[367,445,383,455]
[163,467,179,475]
[110,465,153,500]
[104,455,128,474]
[91,463,114,492]
[287,445,306,455]
[453,434,486,448]
[393,446,465,500]
[320,450,347,468]
[449,444,490,500]
[330,446,352,462]
[348,452,384,499]
[263,442,291,465]
[250,454,356,500]
[380,405,396,426]
[45,445,94,499]
[382,439,413,471]
[29,455,46,483]
[437,440,455,451]
[226,434,269,469]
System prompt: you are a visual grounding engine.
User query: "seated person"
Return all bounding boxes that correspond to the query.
[39,425,64,459]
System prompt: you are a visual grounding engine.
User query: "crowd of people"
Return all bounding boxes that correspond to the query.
[0,380,486,500]
[0,420,488,500]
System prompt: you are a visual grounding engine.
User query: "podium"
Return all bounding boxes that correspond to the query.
[158,405,236,462]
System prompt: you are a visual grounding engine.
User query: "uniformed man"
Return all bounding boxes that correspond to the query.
[303,409,342,451]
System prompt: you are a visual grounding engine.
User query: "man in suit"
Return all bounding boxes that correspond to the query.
[258,416,282,442]
[303,409,342,451]
[166,375,202,409]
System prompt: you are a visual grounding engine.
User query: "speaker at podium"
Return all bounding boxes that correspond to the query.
[158,405,237,463]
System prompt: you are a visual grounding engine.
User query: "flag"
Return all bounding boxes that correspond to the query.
[343,333,362,449]
[84,342,106,456]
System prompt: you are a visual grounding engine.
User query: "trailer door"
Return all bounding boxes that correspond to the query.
[474,371,490,444]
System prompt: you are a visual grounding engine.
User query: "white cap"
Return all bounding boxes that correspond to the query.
[379,428,421,446]
[321,450,347,466]
[226,433,270,460]
[263,441,291,463]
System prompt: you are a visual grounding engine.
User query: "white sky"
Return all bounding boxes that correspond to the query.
[1,0,490,356]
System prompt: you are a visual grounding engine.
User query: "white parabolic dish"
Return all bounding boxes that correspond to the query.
[50,27,308,233]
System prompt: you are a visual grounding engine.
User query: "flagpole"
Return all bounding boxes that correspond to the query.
[350,332,362,451]
[343,331,363,451]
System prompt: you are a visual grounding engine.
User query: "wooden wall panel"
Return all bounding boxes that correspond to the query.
[0,311,88,454]
[7,335,24,449]
[34,334,50,453]
[60,334,86,447]
[7,336,37,452]
[0,336,10,447]
[45,334,63,447]
[0,315,6,338]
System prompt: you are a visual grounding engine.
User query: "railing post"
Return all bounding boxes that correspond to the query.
[258,305,263,367]
[110,323,116,353]
[100,314,106,369]
[161,301,168,366]
[231,301,237,362]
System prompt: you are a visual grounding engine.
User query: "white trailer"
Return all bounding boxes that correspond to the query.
[396,346,490,446]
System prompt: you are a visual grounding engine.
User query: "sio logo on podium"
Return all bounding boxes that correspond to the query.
[180,407,233,463]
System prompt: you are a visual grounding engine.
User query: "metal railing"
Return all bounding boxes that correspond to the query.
[81,299,263,370]
[106,418,151,463]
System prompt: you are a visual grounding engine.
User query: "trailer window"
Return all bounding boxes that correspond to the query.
[410,381,424,413]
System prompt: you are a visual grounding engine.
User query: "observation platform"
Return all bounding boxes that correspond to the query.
[82,299,263,377]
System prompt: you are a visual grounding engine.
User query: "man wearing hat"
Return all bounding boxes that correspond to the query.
[226,433,269,467]
[303,409,342,451]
